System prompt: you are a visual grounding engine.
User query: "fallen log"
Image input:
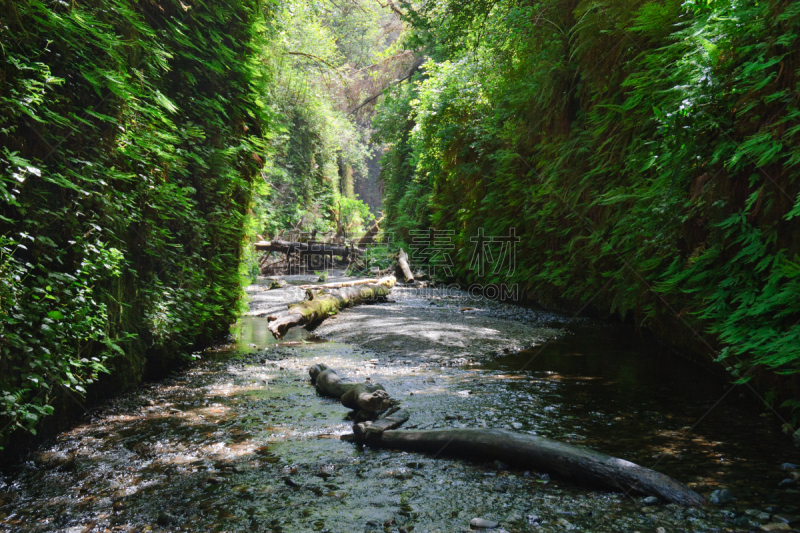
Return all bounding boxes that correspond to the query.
[309,364,392,412]
[298,278,380,290]
[267,276,396,338]
[254,239,362,259]
[305,362,703,505]
[396,248,414,282]
[354,409,410,439]
[370,428,706,506]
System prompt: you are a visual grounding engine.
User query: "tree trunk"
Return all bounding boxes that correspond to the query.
[396,248,414,282]
[267,276,396,338]
[357,217,383,247]
[373,428,706,506]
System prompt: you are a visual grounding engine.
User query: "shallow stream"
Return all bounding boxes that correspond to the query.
[2,274,799,532]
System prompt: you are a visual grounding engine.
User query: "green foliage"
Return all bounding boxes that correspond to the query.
[1,0,267,445]
[247,0,376,242]
[377,0,800,400]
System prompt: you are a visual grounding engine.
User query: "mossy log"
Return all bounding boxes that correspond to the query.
[267,276,396,338]
[309,364,392,412]
[371,428,706,506]
[396,248,414,283]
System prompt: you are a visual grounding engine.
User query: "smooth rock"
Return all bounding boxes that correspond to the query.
[470,518,500,529]
[643,496,660,505]
[761,523,791,531]
[493,460,509,470]
[708,489,735,504]
[774,514,800,525]
[34,451,75,470]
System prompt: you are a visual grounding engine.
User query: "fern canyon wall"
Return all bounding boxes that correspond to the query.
[0,0,266,453]
[374,0,800,419]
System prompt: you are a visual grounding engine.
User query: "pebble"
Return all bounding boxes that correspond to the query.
[526,515,541,525]
[643,496,660,505]
[470,518,500,529]
[708,488,735,504]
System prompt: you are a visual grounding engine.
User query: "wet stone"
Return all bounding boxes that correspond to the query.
[526,515,541,525]
[470,518,500,529]
[774,514,800,525]
[761,523,791,531]
[643,496,660,505]
[708,489,735,504]
[34,451,75,470]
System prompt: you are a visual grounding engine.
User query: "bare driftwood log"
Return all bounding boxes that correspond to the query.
[309,364,392,412]
[396,248,414,283]
[306,361,702,505]
[254,239,363,259]
[354,409,410,439]
[371,428,706,506]
[267,276,396,338]
[298,278,380,291]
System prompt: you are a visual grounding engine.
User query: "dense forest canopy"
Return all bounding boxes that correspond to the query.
[1,0,799,447]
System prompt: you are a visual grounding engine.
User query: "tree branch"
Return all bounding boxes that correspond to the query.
[285,51,345,78]
[348,58,423,115]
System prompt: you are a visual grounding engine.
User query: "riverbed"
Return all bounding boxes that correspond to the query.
[2,273,799,532]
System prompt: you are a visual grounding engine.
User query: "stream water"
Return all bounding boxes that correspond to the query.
[2,274,799,533]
